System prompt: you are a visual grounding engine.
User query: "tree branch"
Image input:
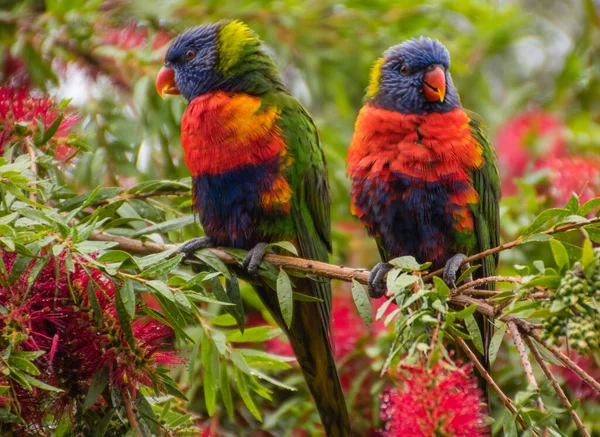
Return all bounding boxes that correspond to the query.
[523,335,590,437]
[423,216,600,281]
[508,322,548,436]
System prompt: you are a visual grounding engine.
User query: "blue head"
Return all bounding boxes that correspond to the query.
[366,37,461,114]
[156,21,285,102]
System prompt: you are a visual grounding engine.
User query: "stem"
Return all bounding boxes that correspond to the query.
[122,389,141,437]
[96,190,190,206]
[423,216,600,281]
[452,276,522,295]
[527,330,600,395]
[508,322,547,436]
[523,335,590,437]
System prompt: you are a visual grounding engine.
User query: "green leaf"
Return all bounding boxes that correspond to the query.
[97,250,141,271]
[519,233,553,244]
[276,268,293,329]
[201,334,218,417]
[226,326,278,343]
[432,276,450,301]
[520,208,566,236]
[582,238,598,279]
[549,240,569,270]
[292,291,323,302]
[115,285,135,349]
[59,188,123,211]
[8,356,40,375]
[35,114,63,146]
[388,256,420,270]
[578,197,600,217]
[131,215,195,237]
[139,253,184,278]
[146,280,175,302]
[22,373,63,392]
[197,249,232,279]
[456,265,480,285]
[464,315,484,355]
[587,227,600,244]
[226,274,245,333]
[502,409,518,437]
[489,324,507,366]
[84,365,109,410]
[211,278,244,331]
[235,367,262,421]
[264,241,298,256]
[351,280,372,326]
[219,361,234,419]
[452,304,477,319]
[92,408,115,437]
[121,280,136,319]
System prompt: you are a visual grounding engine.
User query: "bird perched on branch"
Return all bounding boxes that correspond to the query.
[346,37,500,382]
[156,20,351,436]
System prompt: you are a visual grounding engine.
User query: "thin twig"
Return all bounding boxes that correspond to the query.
[527,330,600,395]
[423,216,600,281]
[523,335,590,437]
[508,322,547,436]
[452,276,522,295]
[451,334,536,436]
[122,389,141,437]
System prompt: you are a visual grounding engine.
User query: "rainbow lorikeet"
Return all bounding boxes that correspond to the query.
[156,21,351,436]
[346,38,500,371]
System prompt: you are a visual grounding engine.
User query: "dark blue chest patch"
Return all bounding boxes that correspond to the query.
[354,173,473,268]
[192,160,278,248]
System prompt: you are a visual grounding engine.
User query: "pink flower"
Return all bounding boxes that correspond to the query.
[0,86,79,157]
[495,110,567,195]
[535,156,600,209]
[379,361,489,437]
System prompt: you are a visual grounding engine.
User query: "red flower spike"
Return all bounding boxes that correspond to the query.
[535,156,600,211]
[0,86,80,157]
[554,351,600,401]
[379,362,489,437]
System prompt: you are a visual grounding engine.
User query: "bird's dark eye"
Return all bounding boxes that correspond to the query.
[184,49,196,61]
[399,64,410,76]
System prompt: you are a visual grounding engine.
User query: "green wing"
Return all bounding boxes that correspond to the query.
[273,93,333,327]
[467,110,501,281]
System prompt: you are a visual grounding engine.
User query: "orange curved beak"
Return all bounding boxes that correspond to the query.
[423,66,446,102]
[156,66,180,99]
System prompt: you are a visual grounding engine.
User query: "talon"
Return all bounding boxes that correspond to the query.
[443,253,469,288]
[242,242,269,277]
[368,262,394,298]
[179,236,214,259]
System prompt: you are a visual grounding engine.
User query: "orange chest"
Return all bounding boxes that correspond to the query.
[347,106,484,182]
[180,91,287,176]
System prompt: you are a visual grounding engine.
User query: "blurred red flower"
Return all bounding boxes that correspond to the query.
[535,156,600,209]
[379,361,489,437]
[0,86,79,157]
[495,110,567,195]
[99,24,173,51]
[554,351,600,401]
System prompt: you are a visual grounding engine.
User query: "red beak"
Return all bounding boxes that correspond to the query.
[423,65,446,102]
[156,66,180,99]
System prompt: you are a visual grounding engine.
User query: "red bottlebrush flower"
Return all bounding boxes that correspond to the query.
[535,156,600,210]
[495,110,567,195]
[555,351,600,401]
[0,249,181,427]
[0,86,80,157]
[1,50,29,88]
[99,24,172,51]
[379,361,489,437]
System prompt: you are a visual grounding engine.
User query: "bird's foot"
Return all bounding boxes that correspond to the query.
[178,236,214,260]
[443,253,471,288]
[368,262,394,299]
[242,242,269,278]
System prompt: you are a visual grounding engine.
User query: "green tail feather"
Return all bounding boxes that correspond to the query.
[255,280,352,437]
